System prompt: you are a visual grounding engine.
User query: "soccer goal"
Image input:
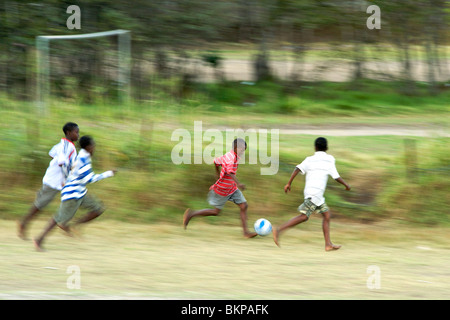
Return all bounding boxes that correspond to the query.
[36,29,131,112]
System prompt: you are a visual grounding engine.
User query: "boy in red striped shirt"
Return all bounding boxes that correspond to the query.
[183,138,257,238]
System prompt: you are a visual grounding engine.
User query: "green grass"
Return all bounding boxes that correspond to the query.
[197,80,450,116]
[0,78,449,227]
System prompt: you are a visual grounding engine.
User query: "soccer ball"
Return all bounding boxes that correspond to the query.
[254,218,272,236]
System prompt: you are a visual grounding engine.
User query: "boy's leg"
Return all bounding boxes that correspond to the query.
[229,190,256,238]
[33,218,58,251]
[18,205,40,239]
[236,202,257,238]
[34,199,80,251]
[72,194,105,227]
[321,210,341,251]
[183,208,221,229]
[19,185,59,239]
[73,211,102,225]
[34,217,77,251]
[273,198,314,247]
[273,214,309,247]
[184,190,225,229]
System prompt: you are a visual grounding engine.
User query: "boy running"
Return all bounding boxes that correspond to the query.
[273,137,351,251]
[183,138,257,238]
[18,122,79,239]
[34,135,116,251]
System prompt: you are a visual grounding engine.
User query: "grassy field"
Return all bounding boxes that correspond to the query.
[0,79,448,300]
[1,98,447,225]
[0,218,448,300]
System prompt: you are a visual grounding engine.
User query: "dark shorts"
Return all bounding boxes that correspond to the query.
[207,189,247,210]
[298,198,329,217]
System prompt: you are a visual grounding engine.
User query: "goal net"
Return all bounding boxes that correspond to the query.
[36,29,131,112]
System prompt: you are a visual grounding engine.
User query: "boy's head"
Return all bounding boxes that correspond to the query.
[63,122,79,142]
[233,138,247,156]
[79,135,96,155]
[315,137,328,152]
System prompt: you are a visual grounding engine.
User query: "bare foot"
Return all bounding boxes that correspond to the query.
[183,208,192,229]
[58,224,74,237]
[33,239,45,252]
[244,231,257,238]
[17,221,27,240]
[325,244,341,251]
[273,228,280,247]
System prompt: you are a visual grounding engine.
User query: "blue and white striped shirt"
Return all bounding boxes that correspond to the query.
[61,149,114,201]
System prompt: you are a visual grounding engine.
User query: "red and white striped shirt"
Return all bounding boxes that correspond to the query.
[210,150,240,196]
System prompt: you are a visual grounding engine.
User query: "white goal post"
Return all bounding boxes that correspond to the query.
[36,29,131,112]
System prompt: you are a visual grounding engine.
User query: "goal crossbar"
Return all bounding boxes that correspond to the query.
[36,29,131,112]
[37,29,130,41]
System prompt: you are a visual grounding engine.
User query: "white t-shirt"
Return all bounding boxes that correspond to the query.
[296,151,340,206]
[42,138,77,190]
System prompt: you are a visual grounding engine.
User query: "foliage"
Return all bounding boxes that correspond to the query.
[0,1,448,100]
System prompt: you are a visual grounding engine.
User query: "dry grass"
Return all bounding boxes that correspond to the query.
[0,218,448,300]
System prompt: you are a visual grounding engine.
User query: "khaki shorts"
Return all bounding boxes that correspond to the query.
[298,198,329,217]
[34,184,60,210]
[54,193,105,226]
[208,189,247,210]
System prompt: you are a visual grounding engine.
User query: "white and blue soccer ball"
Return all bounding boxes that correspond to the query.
[254,218,272,236]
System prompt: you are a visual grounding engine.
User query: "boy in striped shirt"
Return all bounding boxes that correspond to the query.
[183,138,257,238]
[34,136,116,251]
[18,122,79,240]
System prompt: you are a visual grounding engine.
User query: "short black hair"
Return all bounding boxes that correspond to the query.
[63,122,78,135]
[79,135,94,149]
[315,137,328,151]
[233,138,247,149]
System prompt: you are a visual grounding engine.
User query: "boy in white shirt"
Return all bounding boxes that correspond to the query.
[18,122,79,239]
[34,135,116,251]
[273,137,351,251]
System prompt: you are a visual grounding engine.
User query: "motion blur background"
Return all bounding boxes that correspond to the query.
[0,0,449,299]
[1,0,448,224]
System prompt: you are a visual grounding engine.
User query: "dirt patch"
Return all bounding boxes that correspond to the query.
[190,59,450,83]
[202,122,449,138]
[345,169,383,206]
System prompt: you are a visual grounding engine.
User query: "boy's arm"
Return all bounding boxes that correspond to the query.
[215,154,244,189]
[335,177,351,191]
[78,161,115,185]
[58,144,76,178]
[284,167,301,193]
[229,173,246,191]
[213,155,224,179]
[329,157,350,190]
[215,163,221,178]
[60,154,75,179]
[87,170,115,184]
